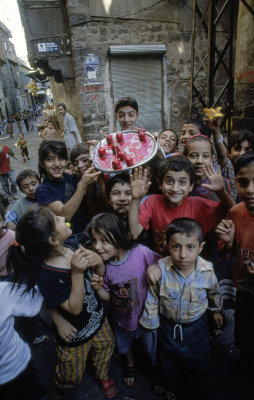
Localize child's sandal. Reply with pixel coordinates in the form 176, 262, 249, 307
100, 377, 117, 399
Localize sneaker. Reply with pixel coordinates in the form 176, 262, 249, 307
32, 334, 48, 345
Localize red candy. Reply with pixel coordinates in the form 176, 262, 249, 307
116, 132, 124, 142
117, 150, 126, 160
111, 144, 120, 153
125, 155, 134, 166
98, 147, 106, 157
106, 134, 114, 144
138, 132, 146, 141
112, 159, 122, 170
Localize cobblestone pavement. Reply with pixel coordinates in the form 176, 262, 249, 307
1, 129, 254, 399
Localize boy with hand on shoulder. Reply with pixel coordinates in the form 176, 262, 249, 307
6, 169, 40, 230
140, 218, 223, 400
129, 156, 234, 255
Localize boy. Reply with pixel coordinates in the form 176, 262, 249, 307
114, 97, 139, 131
216, 152, 254, 373
140, 218, 223, 399
180, 118, 208, 148
0, 144, 24, 200
106, 173, 132, 220
16, 133, 30, 162
36, 140, 100, 248
128, 156, 234, 255
6, 169, 40, 230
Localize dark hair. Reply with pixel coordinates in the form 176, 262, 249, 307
83, 212, 134, 251
183, 135, 213, 157
38, 140, 68, 178
57, 103, 67, 110
234, 152, 254, 176
0, 193, 10, 208
182, 119, 210, 138
6, 206, 56, 293
158, 129, 178, 147
157, 156, 195, 185
106, 173, 130, 197
16, 169, 40, 189
228, 130, 254, 152
0, 203, 5, 219
70, 143, 90, 164
114, 97, 138, 114
166, 217, 204, 244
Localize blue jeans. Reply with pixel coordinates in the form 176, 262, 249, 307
0, 170, 18, 197
158, 313, 210, 396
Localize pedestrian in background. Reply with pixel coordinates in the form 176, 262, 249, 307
57, 103, 82, 150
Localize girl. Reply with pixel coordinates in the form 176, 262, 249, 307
7, 206, 116, 399
158, 129, 178, 158
89, 213, 161, 389
183, 134, 230, 201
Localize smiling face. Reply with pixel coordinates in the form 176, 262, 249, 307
42, 152, 67, 180
180, 124, 201, 147
228, 140, 253, 165
168, 233, 204, 274
108, 182, 132, 216
235, 161, 254, 215
92, 228, 118, 261
72, 153, 90, 176
115, 106, 138, 131
20, 176, 40, 201
185, 140, 213, 182
159, 130, 178, 154
159, 170, 193, 207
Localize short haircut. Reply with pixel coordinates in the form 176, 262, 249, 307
166, 217, 204, 244
114, 97, 138, 114
16, 169, 40, 189
38, 140, 68, 178
183, 135, 213, 156
57, 103, 67, 110
234, 151, 254, 176
106, 173, 130, 197
159, 129, 178, 147
0, 193, 10, 208
182, 118, 210, 138
228, 130, 254, 152
70, 143, 90, 164
157, 156, 195, 185
0, 203, 5, 219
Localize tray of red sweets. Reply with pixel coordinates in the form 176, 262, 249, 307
92, 129, 158, 173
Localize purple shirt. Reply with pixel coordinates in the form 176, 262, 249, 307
103, 244, 161, 331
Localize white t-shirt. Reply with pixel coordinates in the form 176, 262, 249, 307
0, 281, 43, 384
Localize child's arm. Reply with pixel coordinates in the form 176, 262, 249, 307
10, 153, 24, 164
79, 246, 105, 277
202, 164, 234, 210
128, 167, 151, 239
91, 273, 110, 301
205, 116, 228, 167
215, 219, 235, 250
48, 166, 101, 222
146, 263, 162, 286
49, 309, 77, 343
60, 248, 89, 315
207, 271, 224, 334
139, 283, 160, 329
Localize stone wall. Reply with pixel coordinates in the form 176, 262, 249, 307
65, 0, 233, 140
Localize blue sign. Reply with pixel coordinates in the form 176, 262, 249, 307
85, 54, 99, 83
37, 42, 59, 53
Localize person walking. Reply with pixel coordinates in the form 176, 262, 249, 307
57, 103, 82, 149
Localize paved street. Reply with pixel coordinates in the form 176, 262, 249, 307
1, 128, 254, 399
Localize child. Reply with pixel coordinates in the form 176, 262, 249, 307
36, 140, 100, 249
0, 274, 45, 399
180, 118, 209, 149
6, 120, 13, 138
215, 152, 254, 373
89, 213, 161, 388
16, 133, 30, 162
128, 156, 234, 255
114, 97, 139, 131
183, 135, 230, 201
140, 217, 223, 400
0, 204, 15, 278
106, 173, 132, 220
158, 129, 178, 158
0, 144, 24, 200
6, 169, 40, 230
43, 121, 61, 141
7, 206, 116, 399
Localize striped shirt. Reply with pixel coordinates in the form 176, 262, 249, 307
140, 255, 222, 329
